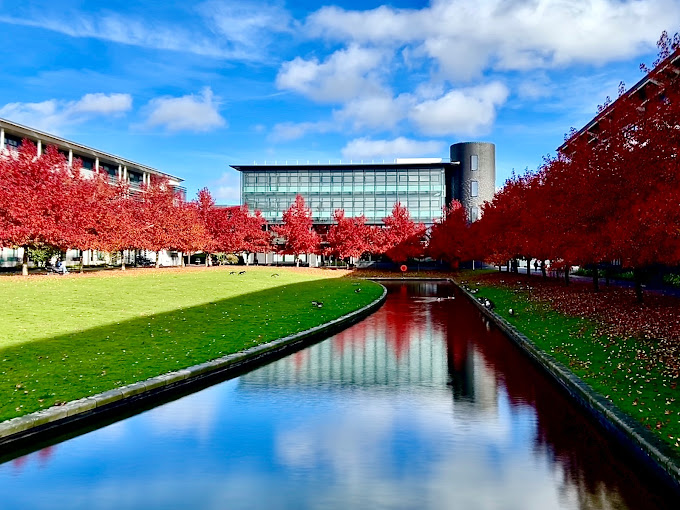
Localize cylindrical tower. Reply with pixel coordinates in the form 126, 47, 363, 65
450, 142, 495, 222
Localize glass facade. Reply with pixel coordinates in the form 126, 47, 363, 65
240, 165, 446, 225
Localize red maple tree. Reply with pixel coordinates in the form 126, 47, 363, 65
273, 195, 320, 266
326, 210, 371, 262
138, 177, 184, 268
0, 141, 72, 275
427, 200, 469, 268
380, 203, 426, 263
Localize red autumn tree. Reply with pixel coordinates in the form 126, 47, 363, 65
273, 195, 320, 266
174, 200, 211, 267
427, 200, 468, 268
327, 210, 371, 262
96, 182, 141, 270
210, 205, 270, 264
194, 188, 218, 265
239, 207, 270, 264
65, 165, 121, 272
380, 203, 426, 263
138, 178, 184, 268
0, 141, 72, 275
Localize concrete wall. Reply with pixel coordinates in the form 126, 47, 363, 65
450, 142, 495, 221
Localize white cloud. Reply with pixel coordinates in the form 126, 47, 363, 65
69, 93, 133, 115
334, 94, 410, 130
211, 170, 241, 204
276, 45, 387, 103
0, 1, 293, 62
305, 0, 680, 81
409, 82, 509, 136
0, 92, 132, 133
0, 13, 229, 59
270, 82, 509, 140
269, 121, 333, 142
341, 137, 444, 160
144, 88, 226, 132
199, 1, 292, 55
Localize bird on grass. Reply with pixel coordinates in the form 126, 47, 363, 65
239, 271, 246, 275
229, 271, 236, 275
509, 308, 515, 316
483, 299, 494, 310
271, 273, 279, 277
311, 301, 324, 308
354, 288, 362, 293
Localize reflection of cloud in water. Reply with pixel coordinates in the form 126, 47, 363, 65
146, 382, 236, 441
273, 391, 571, 510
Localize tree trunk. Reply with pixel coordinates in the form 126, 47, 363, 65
541, 260, 547, 279
79, 252, 84, 273
634, 267, 644, 303
121, 250, 126, 271
181, 252, 187, 267
296, 255, 301, 267
593, 266, 599, 292
22, 246, 29, 276
526, 258, 531, 277
245, 252, 250, 266
205, 253, 209, 267
498, 265, 502, 272
155, 251, 160, 269
564, 263, 570, 285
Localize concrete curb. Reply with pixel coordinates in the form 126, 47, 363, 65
0, 284, 387, 448
456, 281, 680, 489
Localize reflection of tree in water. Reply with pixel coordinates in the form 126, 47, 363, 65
9, 446, 55, 473
438, 284, 679, 510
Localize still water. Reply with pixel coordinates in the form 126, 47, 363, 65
0, 281, 676, 509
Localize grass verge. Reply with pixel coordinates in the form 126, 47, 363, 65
0, 267, 383, 422
460, 276, 680, 456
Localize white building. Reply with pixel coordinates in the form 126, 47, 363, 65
0, 117, 185, 270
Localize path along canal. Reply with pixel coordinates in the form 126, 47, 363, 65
0, 281, 677, 509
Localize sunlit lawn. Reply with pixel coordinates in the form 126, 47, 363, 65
0, 266, 383, 421
462, 273, 680, 457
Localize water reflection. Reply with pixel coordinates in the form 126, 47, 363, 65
0, 282, 675, 509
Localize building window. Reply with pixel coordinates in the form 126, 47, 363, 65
470, 181, 478, 197
471, 155, 478, 171
5, 134, 21, 150
470, 207, 479, 222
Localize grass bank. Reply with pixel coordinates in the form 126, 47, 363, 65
0, 267, 383, 422
460, 272, 680, 455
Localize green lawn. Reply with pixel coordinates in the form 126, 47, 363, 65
470, 283, 680, 456
0, 267, 383, 422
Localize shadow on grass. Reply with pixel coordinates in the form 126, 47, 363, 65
0, 278, 382, 423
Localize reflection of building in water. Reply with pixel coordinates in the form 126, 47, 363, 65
239, 296, 500, 419
240, 316, 450, 388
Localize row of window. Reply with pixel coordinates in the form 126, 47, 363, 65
243, 169, 443, 186
245, 197, 444, 211
2, 132, 145, 183
243, 184, 444, 194
255, 208, 444, 221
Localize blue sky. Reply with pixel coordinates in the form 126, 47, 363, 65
0, 0, 678, 203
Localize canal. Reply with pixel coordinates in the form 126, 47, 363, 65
0, 281, 676, 509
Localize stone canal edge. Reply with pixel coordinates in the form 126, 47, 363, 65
456, 281, 680, 489
0, 284, 387, 448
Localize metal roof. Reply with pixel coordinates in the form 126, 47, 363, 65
1, 117, 183, 182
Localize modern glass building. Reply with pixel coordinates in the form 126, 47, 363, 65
232, 142, 495, 226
